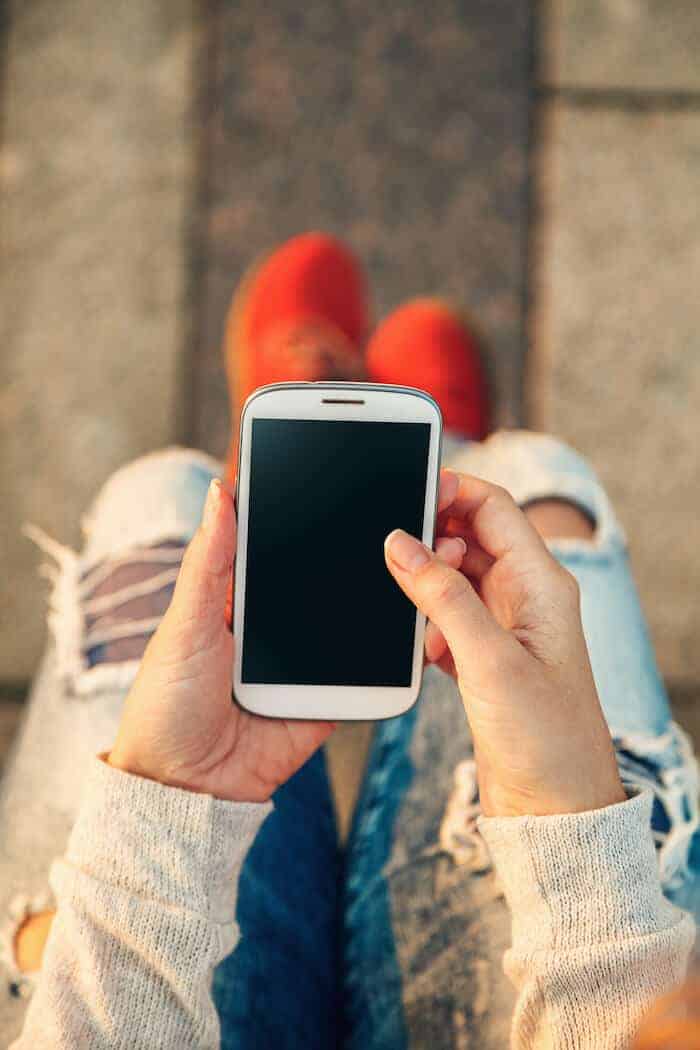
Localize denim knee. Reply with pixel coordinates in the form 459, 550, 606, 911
443, 428, 627, 558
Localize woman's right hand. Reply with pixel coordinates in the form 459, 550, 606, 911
385, 469, 626, 819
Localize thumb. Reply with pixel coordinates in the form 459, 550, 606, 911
384, 528, 501, 669
165, 478, 236, 648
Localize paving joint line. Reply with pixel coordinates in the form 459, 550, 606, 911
539, 84, 700, 112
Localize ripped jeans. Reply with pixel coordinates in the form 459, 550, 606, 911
214, 430, 700, 1049
1, 433, 698, 1050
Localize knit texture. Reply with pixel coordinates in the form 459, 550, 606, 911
479, 789, 695, 1049
10, 763, 693, 1049
10, 755, 272, 1049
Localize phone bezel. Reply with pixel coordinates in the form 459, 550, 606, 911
232, 381, 443, 720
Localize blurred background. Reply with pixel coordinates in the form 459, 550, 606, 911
1, 1, 699, 825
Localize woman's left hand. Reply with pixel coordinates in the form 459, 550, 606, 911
108, 478, 335, 802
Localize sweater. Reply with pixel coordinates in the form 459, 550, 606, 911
11, 755, 694, 1049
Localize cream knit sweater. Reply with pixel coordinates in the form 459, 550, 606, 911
10, 755, 694, 1050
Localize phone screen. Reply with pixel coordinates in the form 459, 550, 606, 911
241, 418, 432, 687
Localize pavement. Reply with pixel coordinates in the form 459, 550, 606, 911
0, 0, 194, 681
1, 0, 699, 837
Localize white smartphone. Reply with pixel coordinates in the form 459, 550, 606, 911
232, 381, 443, 721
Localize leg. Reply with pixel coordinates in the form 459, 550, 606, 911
342, 429, 700, 1050
0, 448, 342, 1050
212, 750, 341, 1050
341, 305, 509, 1050
0, 448, 218, 1041
5, 231, 368, 1044
342, 669, 514, 1050
214, 232, 376, 1046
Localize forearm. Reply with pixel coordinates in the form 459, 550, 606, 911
11, 755, 271, 1050
479, 790, 695, 1050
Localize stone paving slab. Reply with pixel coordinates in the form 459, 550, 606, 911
547, 0, 700, 91
0, 0, 195, 681
533, 104, 700, 685
191, 0, 533, 458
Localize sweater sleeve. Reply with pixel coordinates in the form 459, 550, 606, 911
10, 753, 272, 1050
478, 789, 695, 1050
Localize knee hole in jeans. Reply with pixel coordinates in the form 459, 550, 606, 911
522, 497, 596, 543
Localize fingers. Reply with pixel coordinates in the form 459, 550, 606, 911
434, 535, 467, 569
385, 528, 502, 669
425, 534, 476, 671
438, 468, 460, 512
168, 479, 237, 642
436, 519, 495, 578
440, 470, 549, 564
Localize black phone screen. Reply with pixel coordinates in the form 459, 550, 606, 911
241, 418, 432, 687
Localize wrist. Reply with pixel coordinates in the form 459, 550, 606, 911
478, 768, 627, 819
474, 715, 627, 818
106, 743, 275, 803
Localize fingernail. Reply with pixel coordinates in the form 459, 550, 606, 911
385, 529, 431, 572
203, 478, 221, 532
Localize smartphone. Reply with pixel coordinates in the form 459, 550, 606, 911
232, 381, 443, 720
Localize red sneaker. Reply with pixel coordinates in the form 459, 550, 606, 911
224, 232, 369, 480
365, 298, 490, 439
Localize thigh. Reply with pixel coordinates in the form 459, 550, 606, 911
213, 746, 342, 1050
341, 668, 514, 1050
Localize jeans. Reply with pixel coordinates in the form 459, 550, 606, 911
2, 436, 696, 1047
211, 430, 700, 1049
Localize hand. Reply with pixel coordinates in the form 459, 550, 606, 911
108, 479, 335, 802
385, 469, 626, 818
